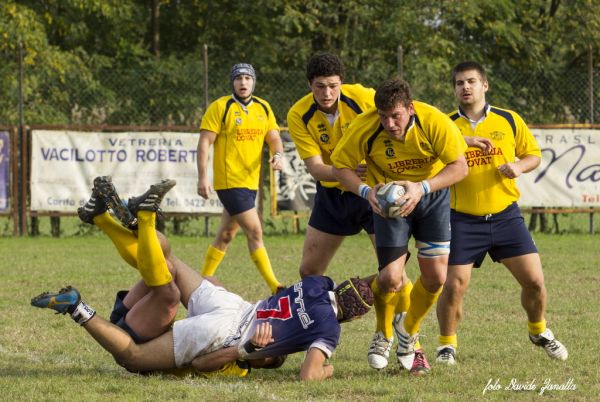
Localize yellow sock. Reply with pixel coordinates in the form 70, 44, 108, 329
136, 211, 172, 286
250, 246, 281, 293
371, 278, 397, 339
439, 334, 458, 349
528, 319, 546, 336
394, 280, 413, 314
94, 212, 138, 269
404, 276, 442, 335
201, 245, 225, 276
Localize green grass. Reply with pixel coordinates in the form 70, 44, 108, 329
1, 233, 598, 401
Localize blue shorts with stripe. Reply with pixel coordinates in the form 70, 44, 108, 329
449, 203, 538, 267
216, 188, 257, 216
109, 290, 146, 344
308, 182, 374, 236
374, 188, 451, 248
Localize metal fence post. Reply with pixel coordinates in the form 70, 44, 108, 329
397, 45, 404, 79
17, 40, 26, 236
589, 44, 594, 124
203, 43, 210, 237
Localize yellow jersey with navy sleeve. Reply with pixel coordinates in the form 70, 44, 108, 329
287, 84, 375, 189
448, 104, 541, 215
200, 95, 279, 190
332, 101, 467, 186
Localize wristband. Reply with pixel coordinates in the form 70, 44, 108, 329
71, 301, 96, 326
358, 184, 372, 199
273, 152, 283, 159
238, 340, 263, 360
421, 180, 431, 195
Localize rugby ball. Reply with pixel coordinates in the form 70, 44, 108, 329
376, 183, 406, 218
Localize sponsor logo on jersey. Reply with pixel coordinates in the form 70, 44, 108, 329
293, 282, 315, 329
490, 131, 505, 141
465, 146, 504, 167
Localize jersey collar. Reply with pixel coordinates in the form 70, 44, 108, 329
458, 103, 490, 124
232, 93, 254, 111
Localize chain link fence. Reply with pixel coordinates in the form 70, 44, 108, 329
1, 49, 598, 127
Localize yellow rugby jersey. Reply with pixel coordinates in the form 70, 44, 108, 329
200, 95, 279, 190
332, 101, 467, 186
287, 84, 375, 189
448, 104, 541, 215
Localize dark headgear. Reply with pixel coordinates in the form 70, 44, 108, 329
230, 63, 256, 82
334, 277, 374, 323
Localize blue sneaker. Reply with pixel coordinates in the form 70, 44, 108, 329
31, 286, 81, 315
94, 176, 138, 229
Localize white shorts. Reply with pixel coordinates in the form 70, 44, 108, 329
172, 280, 252, 367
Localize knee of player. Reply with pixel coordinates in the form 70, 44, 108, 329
244, 225, 263, 242
158, 281, 181, 307
443, 277, 469, 297
218, 230, 237, 244
378, 271, 403, 292
522, 277, 546, 294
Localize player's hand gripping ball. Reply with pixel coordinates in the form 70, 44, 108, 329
376, 182, 406, 218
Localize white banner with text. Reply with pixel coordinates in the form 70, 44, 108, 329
29, 128, 600, 213
518, 129, 600, 207
30, 130, 223, 213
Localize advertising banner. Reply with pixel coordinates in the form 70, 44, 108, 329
518, 129, 600, 207
30, 130, 222, 213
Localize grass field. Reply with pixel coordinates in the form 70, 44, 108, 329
1, 232, 598, 401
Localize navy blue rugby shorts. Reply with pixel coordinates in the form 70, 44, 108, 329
374, 188, 451, 248
109, 290, 146, 344
216, 188, 257, 216
308, 182, 374, 236
449, 202, 538, 267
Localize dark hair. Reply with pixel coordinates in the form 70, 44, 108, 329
451, 61, 487, 86
252, 355, 288, 370
374, 77, 412, 111
306, 52, 345, 83
334, 277, 374, 323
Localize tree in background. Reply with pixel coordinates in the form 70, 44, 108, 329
0, 0, 598, 126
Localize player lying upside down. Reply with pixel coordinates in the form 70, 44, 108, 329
31, 177, 375, 381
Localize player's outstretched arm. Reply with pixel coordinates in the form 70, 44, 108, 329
197, 130, 217, 199
192, 322, 274, 372
299, 348, 333, 381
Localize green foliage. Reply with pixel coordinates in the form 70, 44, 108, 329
0, 0, 599, 126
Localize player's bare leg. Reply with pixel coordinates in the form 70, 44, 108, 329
436, 263, 473, 364
503, 253, 546, 322
298, 226, 345, 277
234, 207, 283, 293
84, 314, 177, 371
200, 210, 240, 276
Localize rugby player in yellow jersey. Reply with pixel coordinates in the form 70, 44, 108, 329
435, 61, 568, 365
287, 52, 411, 371
332, 77, 468, 375
197, 63, 285, 294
